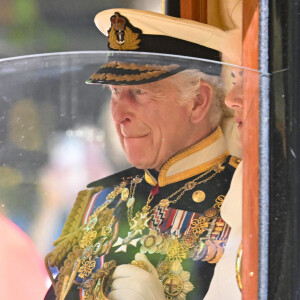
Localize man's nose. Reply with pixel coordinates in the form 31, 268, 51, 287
111, 89, 135, 124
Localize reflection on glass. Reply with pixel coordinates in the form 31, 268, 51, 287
0, 52, 258, 300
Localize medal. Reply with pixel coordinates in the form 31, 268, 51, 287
156, 260, 171, 276
161, 261, 194, 299
181, 234, 197, 249
204, 207, 218, 218
121, 188, 129, 201
163, 273, 184, 297
127, 197, 135, 208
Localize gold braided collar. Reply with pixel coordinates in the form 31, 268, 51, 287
145, 127, 229, 187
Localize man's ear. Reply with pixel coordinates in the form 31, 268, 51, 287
189, 81, 212, 123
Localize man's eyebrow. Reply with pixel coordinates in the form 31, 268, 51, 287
140, 83, 164, 92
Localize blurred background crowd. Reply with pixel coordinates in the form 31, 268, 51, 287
0, 2, 162, 298
0, 0, 161, 252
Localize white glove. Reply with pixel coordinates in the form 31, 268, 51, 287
108, 253, 166, 300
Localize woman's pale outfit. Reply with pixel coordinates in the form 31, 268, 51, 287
204, 162, 243, 300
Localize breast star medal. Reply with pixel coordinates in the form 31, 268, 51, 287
161, 261, 194, 300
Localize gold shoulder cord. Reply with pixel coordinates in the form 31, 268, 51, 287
48, 176, 139, 300
44, 186, 103, 293
55, 207, 114, 300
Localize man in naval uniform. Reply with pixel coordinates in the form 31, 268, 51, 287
45, 9, 240, 300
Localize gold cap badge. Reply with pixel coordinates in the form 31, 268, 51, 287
108, 12, 142, 51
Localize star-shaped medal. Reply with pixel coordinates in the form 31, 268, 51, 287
129, 212, 151, 234
112, 212, 151, 253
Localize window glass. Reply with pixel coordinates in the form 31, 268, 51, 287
0, 51, 261, 298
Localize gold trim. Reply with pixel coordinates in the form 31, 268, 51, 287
89, 63, 180, 83
160, 152, 229, 186
159, 127, 222, 186
89, 73, 106, 81
236, 242, 243, 291
90, 70, 167, 83
106, 70, 168, 82
100, 61, 117, 69
161, 127, 222, 172
229, 156, 242, 168
115, 62, 179, 72
144, 127, 225, 186
100, 61, 179, 72
54, 187, 103, 242
144, 169, 157, 186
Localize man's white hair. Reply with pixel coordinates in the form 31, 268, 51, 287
166, 69, 227, 129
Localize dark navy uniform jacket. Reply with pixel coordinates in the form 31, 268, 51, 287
45, 128, 240, 300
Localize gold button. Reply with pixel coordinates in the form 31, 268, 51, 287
192, 190, 206, 203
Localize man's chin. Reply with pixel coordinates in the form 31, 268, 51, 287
123, 140, 156, 169
125, 154, 156, 170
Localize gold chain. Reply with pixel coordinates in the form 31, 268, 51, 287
165, 168, 219, 205
142, 193, 155, 213
143, 168, 213, 212
127, 176, 143, 223
144, 162, 225, 210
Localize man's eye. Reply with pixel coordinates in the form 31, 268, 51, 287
135, 89, 144, 95
112, 88, 119, 94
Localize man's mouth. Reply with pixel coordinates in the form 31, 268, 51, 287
123, 134, 148, 139
120, 126, 149, 139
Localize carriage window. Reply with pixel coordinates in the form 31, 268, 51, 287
1, 0, 297, 299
